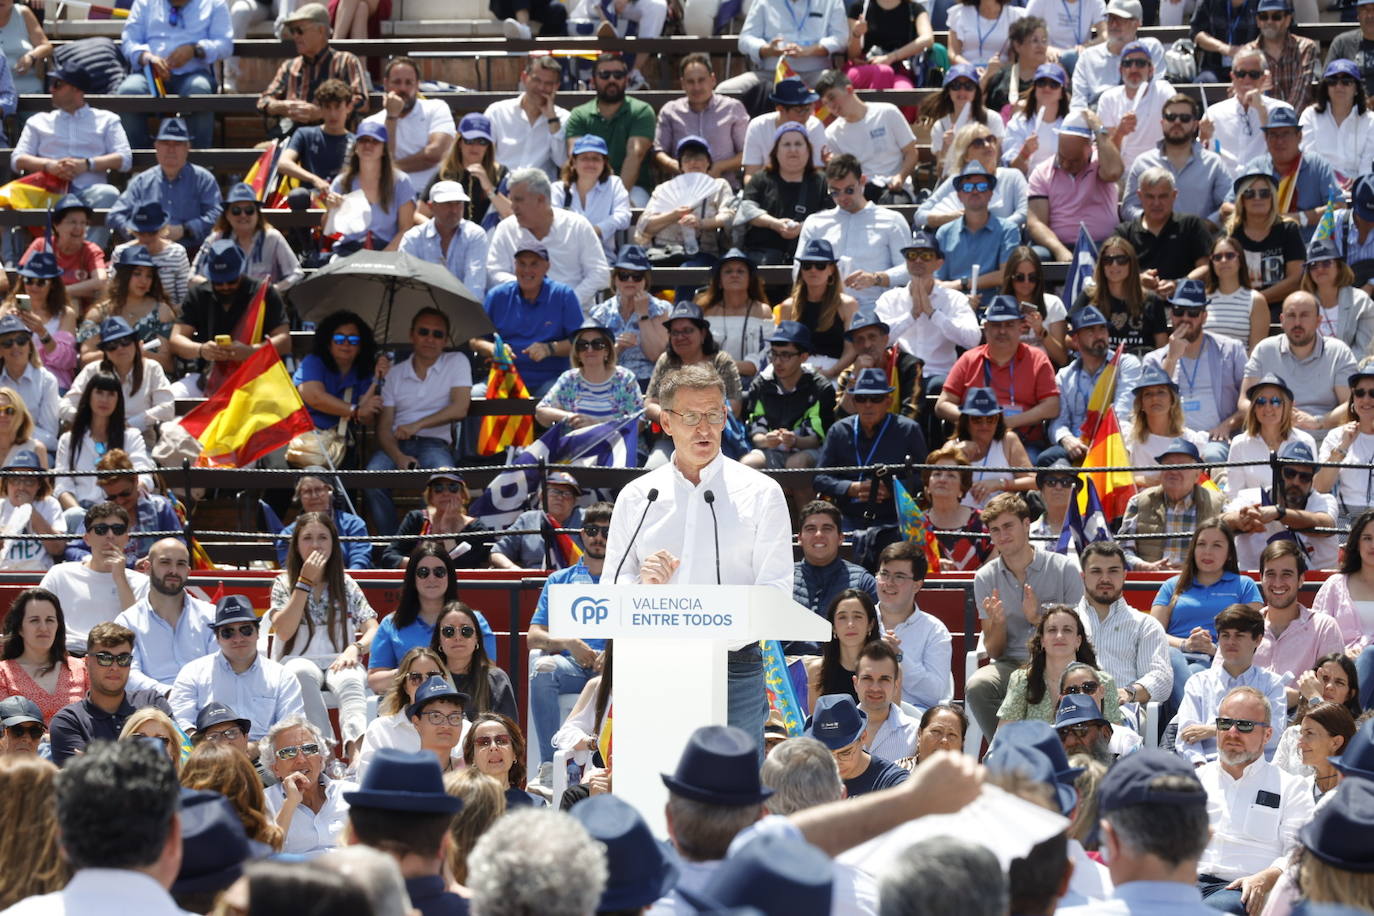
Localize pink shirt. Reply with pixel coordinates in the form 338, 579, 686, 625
1218, 605, 1344, 688
1312, 574, 1374, 655
1027, 152, 1119, 245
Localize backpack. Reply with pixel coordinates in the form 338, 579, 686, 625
1164, 38, 1198, 84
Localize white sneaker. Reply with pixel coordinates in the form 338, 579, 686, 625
627, 68, 649, 90
503, 17, 532, 38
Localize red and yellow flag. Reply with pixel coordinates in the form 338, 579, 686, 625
205, 280, 268, 395
1080, 342, 1125, 442
547, 512, 583, 568
884, 346, 902, 415
476, 336, 534, 456
0, 172, 67, 211
165, 490, 216, 571
1080, 409, 1136, 522
179, 346, 313, 468
244, 143, 280, 201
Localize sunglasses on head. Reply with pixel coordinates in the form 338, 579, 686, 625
228, 205, 257, 217
331, 333, 361, 346
0, 335, 29, 349
1252, 395, 1285, 407
583, 524, 610, 537
1063, 680, 1100, 694
441, 624, 476, 639
615, 271, 645, 282
958, 180, 992, 194
1283, 467, 1314, 483
1212, 250, 1239, 262
575, 338, 609, 351
1163, 111, 1196, 123
216, 623, 257, 639
275, 743, 321, 760
1215, 716, 1262, 733
1233, 68, 1265, 80
406, 669, 445, 684
1171, 306, 1204, 318
94, 651, 133, 667
414, 564, 448, 579
414, 326, 446, 339
89, 523, 128, 536
1242, 187, 1273, 200
100, 337, 135, 352
5, 724, 42, 739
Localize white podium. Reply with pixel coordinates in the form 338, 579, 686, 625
549, 584, 829, 836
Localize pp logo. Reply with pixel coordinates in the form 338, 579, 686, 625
570, 596, 610, 626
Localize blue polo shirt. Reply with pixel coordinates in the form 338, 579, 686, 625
934, 213, 1022, 284
481, 278, 584, 389
368, 610, 498, 670
531, 559, 607, 652
1151, 570, 1262, 639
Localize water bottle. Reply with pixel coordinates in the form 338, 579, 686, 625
682, 226, 699, 256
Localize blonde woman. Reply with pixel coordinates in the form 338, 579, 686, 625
0, 387, 49, 468
534, 322, 643, 428
443, 768, 506, 889
913, 122, 1029, 229
119, 706, 182, 774
1228, 171, 1304, 307
0, 756, 68, 908
1125, 365, 1209, 488
1226, 374, 1316, 497
1303, 237, 1374, 357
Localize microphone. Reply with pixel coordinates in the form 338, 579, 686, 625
611, 487, 659, 583
704, 489, 721, 585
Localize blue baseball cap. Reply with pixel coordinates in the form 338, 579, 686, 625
1168, 278, 1208, 309
131, 200, 168, 233
1326, 59, 1362, 81
356, 120, 388, 143
405, 675, 469, 720
224, 182, 258, 205
1155, 436, 1201, 462
155, 117, 191, 143
1120, 41, 1152, 62
845, 311, 890, 340
1, 450, 41, 472
982, 295, 1023, 324
1033, 62, 1068, 85
458, 113, 493, 143
205, 239, 245, 284
675, 135, 712, 160
613, 244, 651, 273
1068, 305, 1108, 333
1097, 749, 1206, 812
943, 63, 978, 86
961, 387, 1002, 417
1353, 174, 1374, 221
769, 320, 813, 353
772, 121, 809, 146
1262, 106, 1301, 131
900, 229, 941, 257
1278, 439, 1317, 467
1256, 0, 1291, 12
0, 315, 28, 338
1054, 694, 1108, 729
984, 742, 1078, 815
1133, 364, 1178, 395
572, 134, 610, 157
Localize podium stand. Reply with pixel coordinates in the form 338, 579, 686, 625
549, 584, 829, 837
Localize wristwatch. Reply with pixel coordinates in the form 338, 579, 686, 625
193, 44, 205, 59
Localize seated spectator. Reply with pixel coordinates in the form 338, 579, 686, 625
115, 0, 231, 149
108, 118, 222, 252
1300, 61, 1374, 187
936, 296, 1061, 462
741, 323, 835, 493
1097, 41, 1176, 172
367, 543, 497, 694
179, 740, 284, 853
325, 122, 416, 255
1114, 170, 1216, 303
1201, 51, 1289, 178
62, 318, 173, 436
0, 697, 47, 756
817, 69, 918, 201
401, 678, 470, 780
398, 181, 489, 298
587, 246, 670, 390
0, 451, 64, 571
1230, 109, 1344, 246
874, 231, 979, 388
356, 649, 462, 779
873, 541, 951, 712
1070, 0, 1163, 109
741, 79, 830, 181
1244, 291, 1357, 437
1027, 110, 1123, 259
275, 79, 356, 210
168, 241, 291, 398
490, 472, 584, 571
113, 538, 215, 693
79, 247, 177, 374
4, 253, 77, 392
462, 712, 541, 808
475, 241, 583, 400
0, 587, 87, 725
775, 246, 858, 383
0, 381, 51, 470
363, 308, 471, 536
1317, 365, 1374, 527
833, 311, 921, 421
918, 444, 991, 572
806, 693, 909, 795
493, 0, 569, 38
643, 303, 744, 466
1122, 98, 1231, 228
1273, 653, 1360, 775
723, 0, 848, 113
795, 153, 911, 311
922, 65, 1005, 179
378, 472, 493, 571
38, 502, 149, 651
19, 194, 105, 317
1229, 171, 1304, 315
1044, 306, 1142, 467
54, 373, 152, 522
1252, 543, 1344, 703
253, 6, 366, 126
110, 203, 191, 307
1074, 540, 1172, 717
268, 512, 378, 757
426, 115, 511, 230
1002, 63, 1069, 177
804, 589, 879, 709
917, 124, 1030, 231
1070, 238, 1166, 356
485, 168, 611, 308
1240, 0, 1318, 111
635, 137, 735, 267
695, 251, 773, 383
49, 621, 173, 766
998, 603, 1120, 728
485, 55, 570, 180
1203, 235, 1269, 353
191, 184, 303, 292
63, 450, 180, 566
359, 57, 455, 193
1121, 441, 1229, 572
981, 16, 1054, 116
952, 387, 1036, 511
794, 502, 878, 625
564, 54, 657, 206
262, 716, 354, 855
118, 706, 181, 772
1222, 441, 1338, 571
1226, 373, 1315, 497
843, 0, 933, 108
1313, 510, 1374, 705
10, 62, 128, 250
654, 53, 748, 190
1304, 237, 1374, 358
1124, 367, 1209, 488
1029, 461, 1078, 561
932, 162, 1021, 295
291, 312, 386, 470
1002, 247, 1069, 367
535, 320, 643, 427
553, 136, 631, 263
1294, 702, 1358, 799
855, 640, 920, 761
738, 124, 832, 267
169, 595, 307, 741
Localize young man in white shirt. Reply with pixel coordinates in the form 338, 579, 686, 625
874, 540, 952, 713
360, 56, 456, 192
484, 54, 570, 179
855, 641, 921, 762
39, 501, 149, 652
816, 69, 919, 200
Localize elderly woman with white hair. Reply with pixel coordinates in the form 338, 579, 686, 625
261, 716, 357, 856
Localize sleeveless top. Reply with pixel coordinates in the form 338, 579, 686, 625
962, 437, 1011, 510
1204, 287, 1256, 347
797, 297, 847, 360
820, 659, 859, 704
0, 11, 40, 95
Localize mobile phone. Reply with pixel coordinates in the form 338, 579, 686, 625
14, 295, 30, 313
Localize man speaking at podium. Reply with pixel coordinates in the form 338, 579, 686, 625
603, 363, 795, 749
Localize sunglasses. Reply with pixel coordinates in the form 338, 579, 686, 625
441, 624, 477, 639
800, 261, 832, 272
947, 80, 977, 92
275, 743, 321, 760
0, 407, 15, 418
23, 278, 50, 286
1171, 307, 1204, 318
331, 333, 362, 346
430, 482, 464, 493
828, 185, 860, 197
204, 725, 243, 742
583, 524, 610, 537
216, 623, 258, 639
1212, 250, 1239, 262
1233, 69, 1265, 80
1120, 57, 1151, 68
852, 394, 888, 404
1355, 388, 1374, 399
94, 651, 133, 667
1257, 10, 1287, 18
137, 733, 171, 747
1163, 111, 1196, 123
1310, 259, 1337, 270
474, 734, 512, 748
5, 724, 42, 739
615, 271, 645, 282
1032, 78, 1061, 89
1242, 187, 1273, 200
0, 335, 29, 349
1042, 476, 1076, 489
1252, 395, 1285, 407
463, 136, 493, 146
414, 326, 447, 339
406, 670, 446, 684
575, 338, 609, 351
958, 180, 992, 194
420, 710, 465, 726
228, 205, 257, 217
1215, 717, 1262, 733
1057, 724, 1097, 739
596, 69, 628, 80
100, 337, 135, 352
89, 523, 128, 536
905, 250, 939, 262
1101, 254, 1131, 266
414, 565, 448, 579
1011, 272, 1037, 283
1283, 467, 1314, 483
1328, 75, 1359, 86
1062, 680, 1100, 694
967, 136, 993, 148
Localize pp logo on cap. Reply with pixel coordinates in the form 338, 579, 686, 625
571, 596, 610, 625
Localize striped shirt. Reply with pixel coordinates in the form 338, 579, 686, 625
1073, 597, 1173, 705
256, 46, 369, 125
111, 239, 190, 307
1204, 287, 1257, 346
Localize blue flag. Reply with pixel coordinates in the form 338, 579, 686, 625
1065, 223, 1098, 307
1054, 476, 1113, 557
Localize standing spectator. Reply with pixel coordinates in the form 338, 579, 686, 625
875, 229, 981, 388
107, 118, 222, 253
588, 246, 670, 390
564, 53, 657, 206
360, 56, 457, 194
722, 0, 849, 112
115, 0, 232, 150
1070, 0, 1164, 110
741, 79, 830, 180
557, 135, 632, 262
1243, 291, 1357, 437
398, 181, 489, 298
1097, 42, 1176, 173
817, 69, 919, 201
1228, 108, 1344, 245
1238, 0, 1319, 113
654, 53, 748, 190
485, 55, 570, 180
1190, 0, 1259, 82
254, 4, 367, 127
1027, 110, 1124, 259
1299, 60, 1374, 187
1200, 51, 1289, 176
1121, 96, 1232, 225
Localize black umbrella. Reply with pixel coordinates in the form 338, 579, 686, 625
288, 249, 493, 345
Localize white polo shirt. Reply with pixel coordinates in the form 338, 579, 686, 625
381, 351, 473, 445
362, 98, 457, 193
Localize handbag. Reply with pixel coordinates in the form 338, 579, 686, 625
286, 387, 352, 468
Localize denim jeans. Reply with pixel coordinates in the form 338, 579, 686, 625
727, 650, 768, 764
363, 436, 456, 536
1198, 875, 1246, 914
116, 68, 216, 149
531, 653, 596, 764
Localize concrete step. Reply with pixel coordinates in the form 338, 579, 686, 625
46, 16, 502, 39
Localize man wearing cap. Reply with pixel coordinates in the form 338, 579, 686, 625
276, 78, 356, 208
741, 79, 830, 179
1054, 693, 1118, 764
929, 165, 1022, 295
1144, 280, 1247, 458
1239, 0, 1319, 112
1222, 442, 1338, 571
1199, 51, 1290, 175
1071, 0, 1165, 111
721, 0, 848, 117
490, 473, 585, 571
936, 295, 1062, 461
742, 323, 835, 489
1327, 3, 1374, 97
835, 312, 922, 422
344, 748, 466, 916
0, 696, 44, 755
1223, 108, 1344, 243
359, 56, 456, 193
1028, 109, 1125, 260
39, 502, 150, 652
113, 537, 216, 694
655, 53, 748, 189
110, 203, 192, 306
49, 621, 174, 766
589, 245, 671, 389
565, 52, 657, 205
809, 694, 909, 798
190, 702, 254, 754
485, 168, 611, 309
1118, 438, 1227, 570
1242, 291, 1357, 433
795, 153, 911, 310
108, 117, 222, 250
1097, 42, 1177, 172
816, 69, 919, 201
1043, 306, 1142, 467
255, 4, 367, 128
484, 55, 571, 179
115, 0, 231, 149
1121, 98, 1232, 229
398, 181, 488, 297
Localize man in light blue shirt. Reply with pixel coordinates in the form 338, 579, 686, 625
1043, 305, 1143, 467
107, 118, 222, 251
116, 0, 232, 149
721, 0, 848, 111
114, 538, 215, 693
934, 162, 1022, 295
397, 180, 489, 298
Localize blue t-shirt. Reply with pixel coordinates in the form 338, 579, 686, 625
532, 560, 607, 652
329, 172, 415, 246
287, 127, 352, 184
843, 754, 910, 797
481, 279, 584, 389
934, 214, 1022, 284
292, 353, 368, 429
1151, 571, 1262, 638
368, 610, 498, 669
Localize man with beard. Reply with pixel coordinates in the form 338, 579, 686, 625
565, 53, 656, 206
359, 56, 455, 192
64, 450, 184, 566
1070, 0, 1164, 110
1244, 542, 1342, 710
1243, 292, 1357, 434
1221, 441, 1338, 572
833, 313, 920, 422
1144, 280, 1247, 461
1238, 0, 1319, 112
1044, 306, 1142, 466
1121, 96, 1231, 227
115, 538, 216, 694
1054, 694, 1115, 765
1194, 686, 1312, 913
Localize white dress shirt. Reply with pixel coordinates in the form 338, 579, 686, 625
1, 868, 184, 916
1, 362, 60, 452
11, 106, 132, 190
114, 593, 217, 692
1074, 597, 1173, 705
397, 218, 489, 298
1170, 663, 1287, 764
486, 208, 612, 308
795, 203, 910, 309
1196, 756, 1313, 881
360, 99, 456, 192
876, 283, 981, 378
1203, 97, 1292, 177
1299, 104, 1374, 183
169, 651, 306, 740
264, 777, 356, 856
866, 702, 920, 761
485, 95, 571, 178
881, 603, 952, 711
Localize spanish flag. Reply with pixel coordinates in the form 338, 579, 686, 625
244, 143, 281, 201
1080, 408, 1136, 523
0, 172, 67, 210
546, 513, 583, 568
178, 346, 313, 468
476, 335, 534, 456
205, 280, 268, 395
1080, 342, 1125, 442
884, 345, 902, 415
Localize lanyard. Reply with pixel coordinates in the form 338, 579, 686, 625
975, 6, 1002, 61
855, 414, 892, 474
1225, 0, 1247, 47
1179, 353, 1201, 393
1060, 0, 1083, 45
983, 353, 1016, 407
785, 0, 812, 35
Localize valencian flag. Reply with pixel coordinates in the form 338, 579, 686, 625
1314, 190, 1339, 243
205, 280, 269, 395
476, 334, 534, 456
178, 346, 313, 467
1080, 408, 1135, 522
762, 640, 806, 736
893, 478, 940, 572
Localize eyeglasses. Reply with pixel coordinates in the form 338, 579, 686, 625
575, 338, 609, 351
93, 651, 133, 667
583, 524, 610, 537
0, 335, 29, 349
828, 185, 860, 197
204, 725, 243, 742
414, 565, 448, 579
957, 180, 992, 194
331, 334, 362, 346
430, 482, 464, 493
616, 271, 645, 282
420, 710, 465, 726
769, 348, 801, 360
228, 205, 257, 217
414, 327, 447, 339
1042, 476, 1076, 489
852, 394, 888, 404
89, 523, 128, 536
406, 670, 446, 684
1328, 75, 1359, 87
800, 262, 832, 272
1101, 254, 1131, 266
1062, 681, 1100, 694
1057, 724, 1097, 739
596, 69, 628, 80
216, 623, 258, 639
1171, 307, 1204, 318
1120, 57, 1151, 68
275, 743, 322, 760
1011, 272, 1037, 283
5, 724, 42, 739
1252, 396, 1285, 407
905, 250, 939, 262
1163, 111, 1196, 123
875, 570, 915, 583
441, 624, 476, 639
947, 80, 977, 92
1242, 187, 1273, 200
1215, 717, 1262, 733
664, 408, 726, 427
474, 734, 513, 748
1233, 69, 1265, 80
286, 24, 305, 35
1355, 388, 1374, 399
100, 337, 135, 352
1283, 467, 1314, 483
1212, 250, 1239, 262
